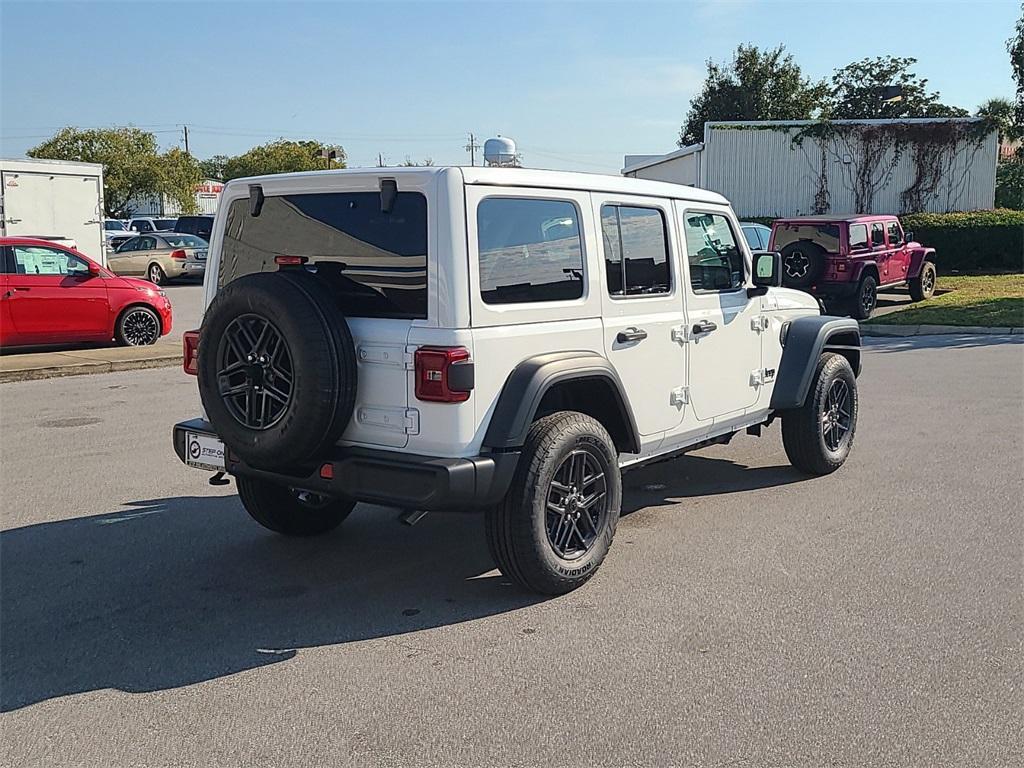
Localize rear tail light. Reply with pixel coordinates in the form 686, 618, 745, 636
170, 249, 187, 261
183, 330, 200, 375
275, 255, 308, 266
414, 346, 472, 403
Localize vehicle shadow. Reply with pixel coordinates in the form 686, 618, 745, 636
621, 452, 806, 515
0, 496, 540, 712
2, 452, 808, 712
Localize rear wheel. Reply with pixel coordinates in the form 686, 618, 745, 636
147, 263, 166, 285
781, 353, 858, 475
848, 274, 877, 320
909, 261, 936, 302
115, 305, 161, 346
236, 475, 354, 536
486, 412, 621, 595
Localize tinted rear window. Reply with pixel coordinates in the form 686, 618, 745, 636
771, 223, 841, 254
219, 192, 427, 319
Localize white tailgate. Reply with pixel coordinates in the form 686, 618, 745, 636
344, 317, 413, 448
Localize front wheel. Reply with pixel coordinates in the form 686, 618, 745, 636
485, 412, 622, 595
116, 305, 161, 346
909, 261, 936, 302
781, 353, 858, 475
236, 475, 355, 536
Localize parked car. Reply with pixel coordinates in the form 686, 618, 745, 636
108, 233, 208, 285
172, 167, 862, 596
128, 217, 178, 234
0, 237, 172, 347
740, 221, 772, 251
768, 215, 937, 319
174, 215, 214, 241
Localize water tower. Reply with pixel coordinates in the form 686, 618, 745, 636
483, 136, 520, 167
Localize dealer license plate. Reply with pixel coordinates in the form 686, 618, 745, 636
185, 431, 225, 471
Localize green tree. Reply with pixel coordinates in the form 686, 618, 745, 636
677, 44, 826, 147
826, 56, 968, 119
199, 154, 231, 180
28, 126, 201, 217
977, 97, 1016, 142
996, 159, 1024, 209
1009, 4, 1024, 133
222, 140, 346, 180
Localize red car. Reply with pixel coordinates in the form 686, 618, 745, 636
769, 215, 937, 320
0, 237, 173, 348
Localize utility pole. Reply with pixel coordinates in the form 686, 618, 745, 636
464, 133, 480, 166
183, 124, 190, 155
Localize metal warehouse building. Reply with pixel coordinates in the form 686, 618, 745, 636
623, 119, 998, 216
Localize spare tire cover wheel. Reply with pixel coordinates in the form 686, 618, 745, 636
197, 272, 357, 468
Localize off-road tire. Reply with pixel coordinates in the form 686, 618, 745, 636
236, 475, 354, 536
848, 274, 877, 320
197, 271, 357, 469
909, 261, 936, 302
485, 412, 622, 595
781, 352, 858, 475
779, 242, 825, 289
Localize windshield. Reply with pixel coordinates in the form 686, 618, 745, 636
771, 223, 841, 254
161, 234, 207, 248
220, 191, 427, 319
154, 219, 177, 230
104, 221, 126, 231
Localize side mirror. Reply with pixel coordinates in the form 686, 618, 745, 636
751, 251, 782, 289
88, 262, 101, 276
904, 230, 914, 243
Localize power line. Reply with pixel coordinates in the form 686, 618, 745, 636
464, 133, 480, 166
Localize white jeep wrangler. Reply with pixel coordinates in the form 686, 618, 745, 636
174, 167, 861, 595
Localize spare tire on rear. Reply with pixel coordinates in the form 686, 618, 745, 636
779, 241, 825, 289
197, 271, 357, 469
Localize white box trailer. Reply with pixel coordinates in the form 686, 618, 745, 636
0, 158, 106, 264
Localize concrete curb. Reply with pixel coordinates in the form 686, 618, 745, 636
0, 342, 182, 384
860, 323, 1023, 337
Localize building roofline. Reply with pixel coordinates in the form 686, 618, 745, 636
621, 143, 703, 174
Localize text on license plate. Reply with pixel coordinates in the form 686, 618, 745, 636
185, 431, 224, 470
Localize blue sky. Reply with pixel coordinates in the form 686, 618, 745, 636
1, 0, 1017, 172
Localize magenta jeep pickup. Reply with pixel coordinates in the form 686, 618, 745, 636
768, 215, 937, 320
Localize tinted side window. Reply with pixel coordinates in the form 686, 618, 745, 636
477, 197, 584, 305
742, 227, 760, 250
887, 221, 904, 245
682, 212, 744, 292
849, 224, 869, 250
871, 222, 885, 246
600, 205, 670, 297
0, 246, 12, 274
220, 192, 427, 319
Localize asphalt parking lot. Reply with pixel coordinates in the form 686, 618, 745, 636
1, 334, 1021, 767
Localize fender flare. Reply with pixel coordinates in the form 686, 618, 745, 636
482, 351, 641, 454
770, 316, 861, 411
908, 246, 936, 278
850, 260, 879, 284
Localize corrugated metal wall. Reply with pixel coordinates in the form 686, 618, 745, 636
701, 125, 998, 217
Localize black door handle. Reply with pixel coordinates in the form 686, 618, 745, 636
692, 320, 717, 335
616, 327, 648, 343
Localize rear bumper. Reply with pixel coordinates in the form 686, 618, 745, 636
172, 418, 518, 512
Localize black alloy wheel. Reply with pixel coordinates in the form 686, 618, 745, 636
119, 307, 160, 346
545, 447, 609, 560
216, 314, 294, 430
820, 378, 853, 452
